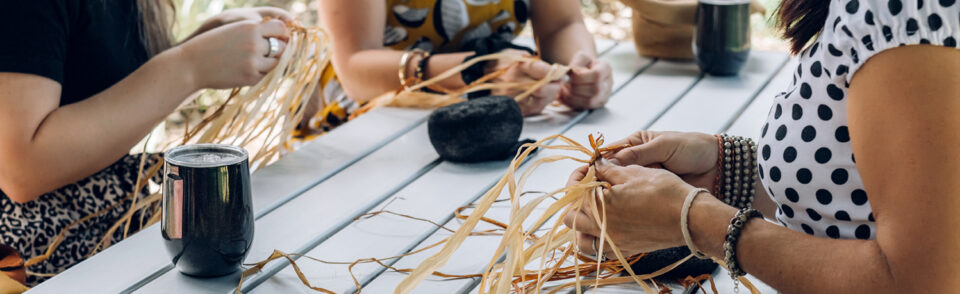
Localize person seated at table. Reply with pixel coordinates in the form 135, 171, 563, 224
296, 0, 614, 138
0, 1, 295, 285
564, 0, 960, 292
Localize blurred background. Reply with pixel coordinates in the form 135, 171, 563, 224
171, 0, 789, 50
155, 0, 789, 151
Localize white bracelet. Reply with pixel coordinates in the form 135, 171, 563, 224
681, 187, 710, 259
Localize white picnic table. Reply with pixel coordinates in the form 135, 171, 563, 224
31, 38, 794, 294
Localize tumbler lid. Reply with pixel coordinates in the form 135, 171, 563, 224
166, 144, 248, 168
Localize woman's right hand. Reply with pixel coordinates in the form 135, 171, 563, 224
487, 49, 564, 116
604, 131, 720, 191
176, 19, 290, 90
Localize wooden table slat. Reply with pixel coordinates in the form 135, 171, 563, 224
648, 51, 789, 134
247, 43, 654, 294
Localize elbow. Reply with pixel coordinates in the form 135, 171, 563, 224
0, 181, 42, 204
330, 53, 394, 103
0, 153, 44, 204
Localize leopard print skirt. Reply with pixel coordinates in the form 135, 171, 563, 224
0, 153, 162, 286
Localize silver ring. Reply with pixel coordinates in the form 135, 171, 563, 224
265, 37, 281, 58
592, 237, 599, 255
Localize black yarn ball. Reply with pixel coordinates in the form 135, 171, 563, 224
628, 246, 718, 281
428, 96, 525, 163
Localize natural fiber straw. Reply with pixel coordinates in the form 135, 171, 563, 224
350, 52, 571, 119
26, 21, 330, 274
234, 134, 760, 294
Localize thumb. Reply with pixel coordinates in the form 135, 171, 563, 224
568, 52, 593, 69
520, 60, 554, 80
595, 161, 629, 185
609, 141, 669, 167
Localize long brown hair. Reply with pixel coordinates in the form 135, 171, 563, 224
775, 0, 830, 54
137, 0, 176, 57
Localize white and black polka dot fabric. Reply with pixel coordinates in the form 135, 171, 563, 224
758, 0, 959, 240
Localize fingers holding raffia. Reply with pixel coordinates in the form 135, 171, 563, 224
258, 19, 290, 40
520, 60, 556, 80
603, 131, 658, 156
256, 7, 295, 22
562, 207, 601, 237
608, 140, 670, 167
566, 165, 590, 188
594, 162, 631, 185
568, 52, 593, 69
569, 67, 602, 85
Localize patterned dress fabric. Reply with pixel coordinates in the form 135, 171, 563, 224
0, 154, 162, 285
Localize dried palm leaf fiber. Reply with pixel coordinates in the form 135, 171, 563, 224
396, 134, 763, 294
358, 51, 567, 163
233, 134, 760, 294
24, 21, 330, 274
349, 52, 571, 119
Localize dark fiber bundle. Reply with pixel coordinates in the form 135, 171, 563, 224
427, 96, 526, 163
629, 246, 718, 281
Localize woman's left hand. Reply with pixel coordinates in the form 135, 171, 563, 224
562, 162, 695, 258
187, 7, 295, 40
560, 51, 613, 110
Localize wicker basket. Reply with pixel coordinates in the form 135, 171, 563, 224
620, 0, 765, 60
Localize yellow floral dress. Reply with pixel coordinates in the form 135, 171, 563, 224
294, 0, 529, 140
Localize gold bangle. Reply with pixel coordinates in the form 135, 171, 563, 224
398, 49, 427, 89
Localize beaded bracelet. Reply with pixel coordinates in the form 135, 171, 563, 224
415, 51, 433, 83
723, 208, 762, 283
717, 134, 758, 209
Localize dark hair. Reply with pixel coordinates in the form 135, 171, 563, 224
775, 0, 830, 54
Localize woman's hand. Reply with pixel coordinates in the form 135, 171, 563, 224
177, 19, 289, 89
488, 49, 564, 116
605, 131, 720, 192
563, 163, 697, 257
187, 7, 294, 41
560, 51, 613, 110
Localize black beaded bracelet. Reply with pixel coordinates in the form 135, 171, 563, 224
723, 208, 762, 281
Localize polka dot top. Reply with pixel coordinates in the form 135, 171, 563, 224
758, 0, 959, 240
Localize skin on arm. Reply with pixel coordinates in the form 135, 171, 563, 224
318, 0, 474, 102
531, 0, 612, 109
530, 0, 597, 64
0, 20, 290, 203
689, 45, 960, 293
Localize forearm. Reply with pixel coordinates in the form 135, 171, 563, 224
536, 21, 597, 65
751, 176, 777, 218
333, 50, 472, 102
1, 48, 196, 201
688, 196, 897, 293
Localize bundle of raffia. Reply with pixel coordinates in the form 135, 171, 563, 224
23, 21, 330, 276
350, 52, 571, 119
228, 44, 761, 294
237, 135, 761, 294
